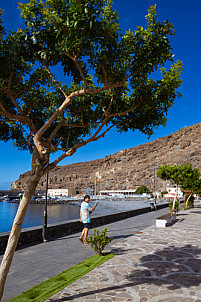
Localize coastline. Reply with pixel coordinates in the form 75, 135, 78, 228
0, 201, 169, 254
8, 196, 154, 204
0, 197, 169, 234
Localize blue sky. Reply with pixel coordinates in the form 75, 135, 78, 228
0, 0, 201, 189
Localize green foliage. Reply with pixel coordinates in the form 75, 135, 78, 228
161, 190, 168, 197
157, 163, 201, 211
169, 199, 180, 212
87, 227, 113, 255
179, 163, 201, 194
157, 163, 201, 194
157, 164, 182, 185
135, 185, 150, 194
0, 1, 182, 163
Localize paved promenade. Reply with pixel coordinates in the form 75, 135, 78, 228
1, 206, 169, 301
46, 204, 201, 302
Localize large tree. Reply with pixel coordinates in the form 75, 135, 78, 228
0, 1, 182, 299
157, 164, 183, 209
157, 163, 201, 209
178, 163, 201, 204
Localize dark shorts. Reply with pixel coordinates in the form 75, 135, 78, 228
83, 223, 91, 229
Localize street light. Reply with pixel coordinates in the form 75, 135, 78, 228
42, 172, 48, 242
154, 163, 157, 210
94, 173, 97, 196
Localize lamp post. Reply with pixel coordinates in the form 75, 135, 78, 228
42, 172, 48, 242
154, 163, 157, 210
94, 173, 97, 196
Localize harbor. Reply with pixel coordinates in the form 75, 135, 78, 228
0, 190, 162, 234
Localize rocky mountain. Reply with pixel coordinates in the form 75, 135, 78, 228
11, 122, 201, 192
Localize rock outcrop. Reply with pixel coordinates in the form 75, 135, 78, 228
11, 122, 201, 192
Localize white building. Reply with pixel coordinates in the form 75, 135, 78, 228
164, 185, 183, 199
99, 189, 136, 196
48, 188, 70, 197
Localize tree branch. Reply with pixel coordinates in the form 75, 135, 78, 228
34, 72, 137, 149
66, 131, 71, 150
0, 101, 6, 112
42, 60, 68, 98
34, 94, 72, 143
14, 84, 35, 100
48, 122, 114, 168
55, 136, 62, 149
0, 109, 28, 124
7, 91, 24, 116
84, 79, 127, 94
1, 79, 38, 134
62, 120, 100, 128
0, 108, 37, 134
108, 97, 143, 119
63, 50, 88, 88
48, 122, 63, 143
8, 71, 14, 90
45, 96, 142, 168
25, 133, 33, 144
48, 119, 100, 147
103, 95, 113, 115
0, 70, 25, 116
50, 147, 67, 152
101, 64, 108, 86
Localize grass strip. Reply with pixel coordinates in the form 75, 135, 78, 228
9, 253, 115, 302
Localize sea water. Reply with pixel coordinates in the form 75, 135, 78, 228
0, 201, 80, 233
0, 198, 155, 233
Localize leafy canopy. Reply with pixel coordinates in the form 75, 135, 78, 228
0, 1, 182, 169
178, 163, 201, 194
157, 164, 182, 185
157, 163, 201, 194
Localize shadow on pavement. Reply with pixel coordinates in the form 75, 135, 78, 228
126, 243, 201, 290
190, 211, 201, 215
54, 243, 201, 301
110, 234, 133, 240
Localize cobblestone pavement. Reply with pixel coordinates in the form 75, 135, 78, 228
1, 206, 169, 301
46, 204, 201, 302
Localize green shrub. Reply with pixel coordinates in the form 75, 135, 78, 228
169, 199, 180, 212
87, 227, 113, 256
184, 194, 195, 208
135, 185, 149, 194
161, 191, 168, 197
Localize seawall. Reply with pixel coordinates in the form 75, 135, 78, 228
0, 202, 169, 254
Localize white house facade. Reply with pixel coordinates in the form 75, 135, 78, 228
164, 185, 183, 199
48, 188, 69, 197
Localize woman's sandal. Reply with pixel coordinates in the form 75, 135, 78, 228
79, 237, 83, 244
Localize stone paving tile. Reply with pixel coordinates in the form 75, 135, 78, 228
45, 205, 201, 302
3, 207, 173, 301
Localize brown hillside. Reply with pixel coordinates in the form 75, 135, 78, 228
11, 122, 201, 192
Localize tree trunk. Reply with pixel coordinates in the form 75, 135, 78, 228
172, 183, 178, 210
186, 193, 192, 207
0, 167, 43, 301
